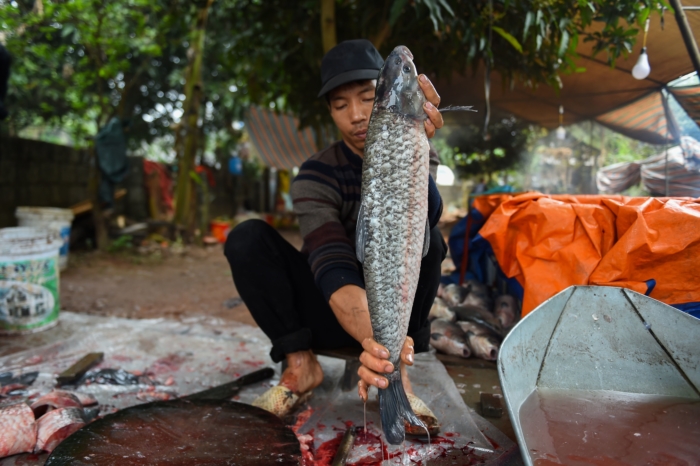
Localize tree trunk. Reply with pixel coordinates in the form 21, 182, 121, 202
320, 0, 337, 53
173, 0, 213, 229
88, 146, 110, 251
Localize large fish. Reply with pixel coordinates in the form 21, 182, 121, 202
356, 45, 431, 445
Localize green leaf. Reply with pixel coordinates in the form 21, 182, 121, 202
189, 170, 203, 185
523, 11, 533, 41
61, 24, 75, 38
558, 30, 569, 57
493, 26, 523, 53
436, 0, 454, 17
574, 67, 587, 73
389, 0, 410, 26
536, 34, 543, 52
638, 6, 651, 27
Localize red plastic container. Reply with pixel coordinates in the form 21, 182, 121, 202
210, 220, 232, 244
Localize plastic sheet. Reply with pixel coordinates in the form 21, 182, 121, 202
469, 193, 700, 317
0, 312, 516, 465
292, 351, 513, 464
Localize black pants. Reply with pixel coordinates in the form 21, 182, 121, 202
224, 220, 446, 363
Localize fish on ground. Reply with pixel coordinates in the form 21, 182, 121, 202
31, 390, 83, 418
452, 304, 504, 337
494, 295, 519, 329
1, 388, 100, 459
430, 319, 471, 358
35, 407, 85, 453
357, 45, 431, 445
457, 321, 500, 361
0, 403, 36, 457
0, 371, 39, 388
442, 281, 493, 312
460, 281, 493, 313
0, 384, 28, 396
78, 368, 145, 385
441, 284, 469, 307
429, 297, 455, 322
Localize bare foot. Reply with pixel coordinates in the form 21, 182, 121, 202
279, 350, 324, 395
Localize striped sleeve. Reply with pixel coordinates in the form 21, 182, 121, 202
291, 160, 364, 302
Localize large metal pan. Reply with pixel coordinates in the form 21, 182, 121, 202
498, 286, 700, 466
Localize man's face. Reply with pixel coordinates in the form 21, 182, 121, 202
327, 79, 376, 156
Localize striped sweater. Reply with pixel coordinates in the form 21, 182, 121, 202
291, 141, 443, 302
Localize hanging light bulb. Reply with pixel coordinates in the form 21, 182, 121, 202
632, 18, 651, 80
632, 48, 651, 80
556, 125, 566, 140
556, 105, 566, 140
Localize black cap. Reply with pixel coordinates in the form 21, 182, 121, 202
318, 39, 384, 98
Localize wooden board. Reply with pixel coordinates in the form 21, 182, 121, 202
45, 400, 301, 465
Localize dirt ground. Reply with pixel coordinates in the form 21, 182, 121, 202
60, 229, 303, 326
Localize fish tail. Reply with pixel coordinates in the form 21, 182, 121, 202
378, 370, 425, 445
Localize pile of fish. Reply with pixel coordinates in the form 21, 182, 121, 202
429, 280, 519, 361
0, 389, 98, 458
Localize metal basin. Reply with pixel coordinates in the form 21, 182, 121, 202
498, 286, 700, 466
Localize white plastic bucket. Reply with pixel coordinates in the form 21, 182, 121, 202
0, 227, 62, 334
15, 207, 74, 271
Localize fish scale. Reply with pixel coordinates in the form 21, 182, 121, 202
364, 114, 428, 366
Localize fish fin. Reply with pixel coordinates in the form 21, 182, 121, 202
422, 219, 430, 258
356, 203, 367, 264
379, 371, 426, 445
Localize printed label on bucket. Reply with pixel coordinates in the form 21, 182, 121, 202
0, 256, 59, 333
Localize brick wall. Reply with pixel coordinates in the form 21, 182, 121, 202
0, 137, 148, 228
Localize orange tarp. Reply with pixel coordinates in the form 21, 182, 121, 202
475, 193, 700, 316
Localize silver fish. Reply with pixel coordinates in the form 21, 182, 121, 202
441, 284, 469, 307
461, 281, 494, 312
429, 297, 455, 322
494, 294, 519, 329
458, 321, 500, 360
357, 45, 430, 445
430, 319, 471, 358
452, 304, 504, 337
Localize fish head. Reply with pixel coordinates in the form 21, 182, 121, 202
374, 45, 426, 119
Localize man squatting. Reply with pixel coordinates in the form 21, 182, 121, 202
224, 39, 447, 430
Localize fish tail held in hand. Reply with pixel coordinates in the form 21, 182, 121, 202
379, 370, 425, 445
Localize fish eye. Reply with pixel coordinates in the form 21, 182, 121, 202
403, 65, 411, 73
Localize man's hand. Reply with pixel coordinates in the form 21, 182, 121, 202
357, 336, 414, 402
419, 74, 443, 138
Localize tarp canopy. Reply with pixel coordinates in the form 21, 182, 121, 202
437, 3, 700, 135
596, 91, 680, 145
452, 193, 700, 318
596, 136, 700, 196
671, 82, 700, 127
